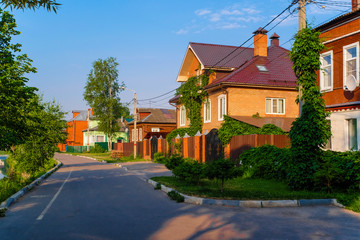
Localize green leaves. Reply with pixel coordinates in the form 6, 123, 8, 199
0, 0, 61, 13
84, 57, 130, 150
176, 74, 210, 135
0, 9, 38, 150
288, 25, 331, 190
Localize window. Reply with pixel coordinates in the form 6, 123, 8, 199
180, 106, 186, 126
96, 135, 105, 142
343, 42, 359, 88
218, 94, 227, 121
266, 98, 285, 114
320, 51, 333, 91
348, 119, 358, 150
204, 99, 211, 123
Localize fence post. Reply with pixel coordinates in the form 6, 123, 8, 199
175, 134, 182, 156
201, 131, 207, 163
158, 136, 163, 154
224, 143, 231, 159
194, 131, 201, 162
183, 133, 189, 158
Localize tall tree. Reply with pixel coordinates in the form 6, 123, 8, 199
0, 9, 38, 150
289, 25, 331, 190
84, 57, 130, 150
0, 0, 60, 12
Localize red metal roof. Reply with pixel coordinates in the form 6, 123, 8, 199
189, 42, 254, 69
206, 45, 297, 89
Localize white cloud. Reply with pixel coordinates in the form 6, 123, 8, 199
195, 9, 211, 16
209, 13, 221, 22
218, 23, 242, 29
175, 29, 188, 35
243, 7, 260, 15
220, 9, 243, 15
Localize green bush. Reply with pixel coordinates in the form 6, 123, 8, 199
314, 150, 360, 192
207, 158, 240, 192
172, 160, 207, 185
167, 190, 184, 202
153, 152, 166, 164
240, 145, 291, 181
89, 144, 106, 153
164, 154, 184, 170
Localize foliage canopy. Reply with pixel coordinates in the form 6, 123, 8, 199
0, 9, 38, 150
288, 25, 331, 189
83, 57, 130, 150
1, 0, 60, 12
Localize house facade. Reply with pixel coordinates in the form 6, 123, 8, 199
66, 109, 93, 146
171, 28, 298, 132
317, 2, 360, 151
128, 108, 176, 142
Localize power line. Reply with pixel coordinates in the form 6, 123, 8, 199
211, 1, 299, 69
137, 89, 176, 102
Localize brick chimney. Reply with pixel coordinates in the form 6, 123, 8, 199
270, 33, 280, 47
253, 27, 268, 57
352, 0, 360, 11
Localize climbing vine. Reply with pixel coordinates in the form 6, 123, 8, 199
288, 25, 331, 190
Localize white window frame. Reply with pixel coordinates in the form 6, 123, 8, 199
204, 99, 211, 123
96, 135, 105, 142
265, 98, 285, 115
218, 94, 227, 121
320, 50, 333, 92
180, 106, 186, 126
343, 42, 359, 89
151, 127, 160, 132
139, 128, 143, 141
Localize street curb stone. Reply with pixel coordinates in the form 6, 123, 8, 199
0, 161, 62, 211
146, 179, 345, 209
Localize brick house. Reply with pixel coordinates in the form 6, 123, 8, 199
316, 1, 360, 151
128, 108, 176, 142
66, 109, 93, 146
170, 28, 298, 132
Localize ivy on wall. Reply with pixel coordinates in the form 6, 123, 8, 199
288, 25, 331, 190
218, 116, 285, 145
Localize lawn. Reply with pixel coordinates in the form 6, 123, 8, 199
63, 152, 150, 163
152, 176, 360, 212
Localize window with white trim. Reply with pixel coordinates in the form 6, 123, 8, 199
204, 99, 211, 123
343, 42, 359, 88
320, 51, 333, 91
347, 119, 358, 151
96, 135, 105, 142
180, 106, 186, 126
218, 94, 227, 121
266, 98, 285, 114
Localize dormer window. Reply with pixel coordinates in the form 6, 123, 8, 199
256, 65, 268, 72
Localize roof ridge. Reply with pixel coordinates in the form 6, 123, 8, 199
190, 42, 253, 50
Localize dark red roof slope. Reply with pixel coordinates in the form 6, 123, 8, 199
189, 42, 254, 69
206, 45, 297, 89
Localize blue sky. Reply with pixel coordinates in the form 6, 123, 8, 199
8, 0, 351, 119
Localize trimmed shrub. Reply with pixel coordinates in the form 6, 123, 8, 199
207, 158, 240, 192
153, 152, 166, 164
239, 145, 291, 181
164, 154, 184, 170
172, 160, 207, 185
89, 144, 106, 153
314, 150, 360, 192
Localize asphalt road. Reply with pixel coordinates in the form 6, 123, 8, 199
0, 153, 360, 240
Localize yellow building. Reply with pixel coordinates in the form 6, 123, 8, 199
170, 28, 298, 132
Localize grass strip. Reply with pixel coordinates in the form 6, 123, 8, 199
151, 176, 360, 212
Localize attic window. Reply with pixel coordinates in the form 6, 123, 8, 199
256, 65, 268, 72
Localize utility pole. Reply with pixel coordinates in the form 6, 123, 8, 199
87, 108, 90, 152
298, 0, 306, 117
133, 92, 137, 159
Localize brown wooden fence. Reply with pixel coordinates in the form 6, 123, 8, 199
112, 133, 290, 162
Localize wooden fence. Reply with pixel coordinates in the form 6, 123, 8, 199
112, 132, 290, 162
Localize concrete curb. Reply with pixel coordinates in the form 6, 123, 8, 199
0, 160, 63, 211
146, 178, 345, 209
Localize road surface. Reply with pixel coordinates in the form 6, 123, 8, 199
0, 153, 359, 240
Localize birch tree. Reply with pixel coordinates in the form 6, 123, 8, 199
83, 57, 129, 150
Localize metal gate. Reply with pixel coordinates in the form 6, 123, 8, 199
205, 128, 224, 163
150, 136, 158, 160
